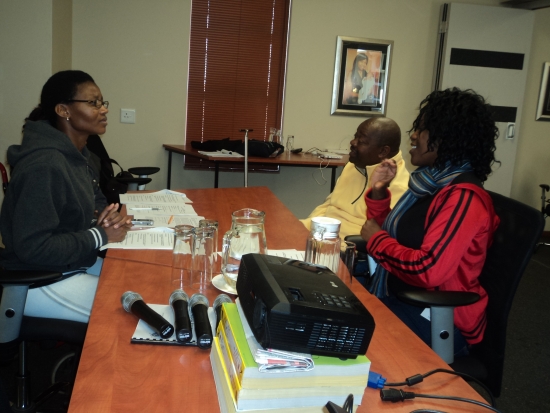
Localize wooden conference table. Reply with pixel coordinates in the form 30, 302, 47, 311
163, 144, 349, 192
69, 187, 488, 413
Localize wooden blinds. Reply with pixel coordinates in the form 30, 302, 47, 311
186, 0, 290, 153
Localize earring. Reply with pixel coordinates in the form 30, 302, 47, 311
66, 117, 70, 121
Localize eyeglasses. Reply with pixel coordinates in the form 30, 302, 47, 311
66, 99, 109, 109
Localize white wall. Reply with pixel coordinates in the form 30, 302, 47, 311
3, 0, 549, 227
0, 0, 54, 207
511, 7, 550, 226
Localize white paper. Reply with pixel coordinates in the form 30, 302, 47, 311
235, 299, 314, 373
101, 229, 174, 250
120, 190, 192, 205
127, 203, 198, 216
132, 214, 205, 228
198, 150, 244, 158
267, 249, 306, 261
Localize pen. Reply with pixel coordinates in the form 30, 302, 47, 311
130, 208, 160, 211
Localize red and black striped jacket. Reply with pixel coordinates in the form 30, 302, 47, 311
366, 183, 500, 344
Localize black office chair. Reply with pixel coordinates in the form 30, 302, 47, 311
535, 184, 550, 250
0, 162, 8, 194
0, 163, 88, 412
0, 270, 88, 412
86, 135, 160, 204
346, 191, 544, 397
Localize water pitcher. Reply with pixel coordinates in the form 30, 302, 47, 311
304, 217, 341, 274
222, 209, 267, 288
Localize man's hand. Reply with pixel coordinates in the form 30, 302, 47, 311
369, 159, 397, 200
360, 219, 382, 243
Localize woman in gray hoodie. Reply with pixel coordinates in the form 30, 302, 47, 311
0, 70, 131, 323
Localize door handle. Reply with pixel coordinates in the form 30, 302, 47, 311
506, 123, 515, 140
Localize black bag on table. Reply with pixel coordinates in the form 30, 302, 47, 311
235, 140, 284, 158
191, 138, 284, 158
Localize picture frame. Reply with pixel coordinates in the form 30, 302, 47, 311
331, 36, 393, 117
536, 62, 550, 121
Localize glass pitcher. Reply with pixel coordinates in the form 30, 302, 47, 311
304, 217, 341, 274
222, 209, 267, 288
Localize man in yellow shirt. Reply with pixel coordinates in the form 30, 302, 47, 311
301, 117, 409, 242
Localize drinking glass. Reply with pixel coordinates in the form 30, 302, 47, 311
286, 135, 294, 152
199, 219, 219, 274
343, 241, 357, 283
172, 225, 194, 289
269, 127, 277, 142
191, 227, 215, 294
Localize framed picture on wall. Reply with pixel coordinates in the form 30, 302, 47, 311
331, 36, 393, 117
536, 62, 550, 121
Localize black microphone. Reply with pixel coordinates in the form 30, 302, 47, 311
189, 293, 213, 349
121, 291, 174, 339
213, 293, 232, 330
169, 289, 192, 343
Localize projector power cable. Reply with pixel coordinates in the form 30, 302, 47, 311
380, 388, 502, 413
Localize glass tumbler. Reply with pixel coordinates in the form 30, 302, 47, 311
199, 219, 219, 275
286, 135, 294, 152
343, 241, 357, 283
172, 225, 195, 289
191, 227, 215, 294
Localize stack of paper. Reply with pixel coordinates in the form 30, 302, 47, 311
104, 190, 204, 250
211, 302, 369, 412
122, 189, 200, 224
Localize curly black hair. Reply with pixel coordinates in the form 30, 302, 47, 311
410, 87, 499, 182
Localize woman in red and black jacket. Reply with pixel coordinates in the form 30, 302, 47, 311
360, 88, 500, 356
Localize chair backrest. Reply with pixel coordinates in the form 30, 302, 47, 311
86, 135, 129, 204
471, 191, 544, 396
0, 162, 8, 195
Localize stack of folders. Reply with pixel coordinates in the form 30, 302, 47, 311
210, 303, 370, 413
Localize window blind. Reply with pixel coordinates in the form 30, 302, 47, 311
185, 0, 290, 170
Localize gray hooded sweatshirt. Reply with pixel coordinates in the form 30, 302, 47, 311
0, 120, 108, 272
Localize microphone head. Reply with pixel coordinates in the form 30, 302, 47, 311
121, 291, 142, 312
189, 293, 209, 309
213, 293, 232, 310
169, 289, 189, 305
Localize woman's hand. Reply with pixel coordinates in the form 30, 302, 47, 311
103, 222, 131, 243
360, 219, 382, 243
369, 159, 397, 200
97, 204, 132, 229
96, 204, 132, 243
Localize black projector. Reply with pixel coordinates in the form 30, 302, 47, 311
236, 254, 375, 358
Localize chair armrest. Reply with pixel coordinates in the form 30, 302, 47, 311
344, 235, 367, 253
128, 167, 160, 176
115, 176, 151, 186
397, 290, 480, 308
0, 268, 62, 288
